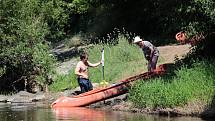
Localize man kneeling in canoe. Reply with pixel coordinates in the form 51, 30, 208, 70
75, 52, 101, 93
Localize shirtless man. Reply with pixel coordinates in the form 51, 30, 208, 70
75, 53, 101, 93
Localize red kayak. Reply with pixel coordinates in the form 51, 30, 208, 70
51, 64, 167, 108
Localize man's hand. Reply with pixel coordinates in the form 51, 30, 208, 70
146, 55, 151, 61
82, 74, 88, 79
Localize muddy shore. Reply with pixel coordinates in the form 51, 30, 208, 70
48, 89, 215, 119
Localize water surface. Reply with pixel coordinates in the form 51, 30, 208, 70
0, 103, 208, 121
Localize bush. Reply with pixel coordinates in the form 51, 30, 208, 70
0, 0, 56, 92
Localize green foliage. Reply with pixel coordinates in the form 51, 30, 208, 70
129, 60, 215, 108
181, 0, 215, 36
32, 43, 56, 85
42, 0, 101, 42
88, 35, 147, 83
0, 0, 56, 92
49, 70, 78, 92
72, 0, 215, 42
41, 0, 68, 41
68, 0, 91, 14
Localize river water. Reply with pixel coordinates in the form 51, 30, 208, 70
0, 103, 209, 121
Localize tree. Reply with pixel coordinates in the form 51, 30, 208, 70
0, 0, 55, 92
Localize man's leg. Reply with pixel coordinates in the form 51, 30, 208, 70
147, 61, 151, 72
151, 55, 159, 71
79, 78, 88, 93
87, 80, 93, 91
81, 79, 93, 92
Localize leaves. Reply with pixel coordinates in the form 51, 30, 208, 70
0, 0, 56, 91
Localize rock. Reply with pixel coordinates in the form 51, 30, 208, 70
32, 94, 46, 102
63, 87, 80, 96
7, 91, 34, 103
7, 91, 46, 103
0, 95, 8, 102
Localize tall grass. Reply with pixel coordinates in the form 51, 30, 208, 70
87, 35, 148, 83
49, 70, 78, 92
129, 60, 215, 108
49, 35, 153, 91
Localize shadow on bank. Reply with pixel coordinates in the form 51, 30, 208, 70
51, 44, 93, 61
201, 95, 215, 120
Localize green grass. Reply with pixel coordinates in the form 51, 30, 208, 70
128, 60, 215, 108
49, 70, 78, 92
87, 36, 148, 83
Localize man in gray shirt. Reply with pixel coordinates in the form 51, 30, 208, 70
134, 36, 159, 72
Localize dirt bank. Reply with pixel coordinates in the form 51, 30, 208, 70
158, 44, 191, 63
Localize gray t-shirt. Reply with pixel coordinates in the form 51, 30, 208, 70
142, 41, 159, 58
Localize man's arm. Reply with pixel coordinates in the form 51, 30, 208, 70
87, 61, 101, 67
149, 47, 154, 60
75, 65, 82, 76
144, 41, 154, 60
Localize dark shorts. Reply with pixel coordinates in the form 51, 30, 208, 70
77, 78, 93, 93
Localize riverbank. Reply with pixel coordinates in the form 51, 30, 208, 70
1, 43, 214, 119
0, 83, 214, 119
93, 98, 214, 117
45, 86, 215, 118
88, 93, 215, 119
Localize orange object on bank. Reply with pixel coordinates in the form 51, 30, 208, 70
51, 64, 166, 108
175, 31, 187, 44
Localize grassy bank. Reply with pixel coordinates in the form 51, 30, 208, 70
129, 60, 215, 109
49, 35, 215, 114
49, 36, 157, 91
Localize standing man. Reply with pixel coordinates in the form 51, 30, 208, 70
133, 36, 159, 72
75, 52, 101, 93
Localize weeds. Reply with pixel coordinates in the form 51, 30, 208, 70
129, 60, 215, 108
88, 35, 148, 83
49, 70, 78, 92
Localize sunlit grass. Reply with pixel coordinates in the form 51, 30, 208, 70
87, 36, 148, 83
49, 70, 78, 92
129, 60, 215, 108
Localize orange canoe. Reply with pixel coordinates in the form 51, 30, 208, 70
51, 64, 166, 108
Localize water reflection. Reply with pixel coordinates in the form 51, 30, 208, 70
52, 107, 205, 121
53, 107, 106, 121
0, 103, 210, 121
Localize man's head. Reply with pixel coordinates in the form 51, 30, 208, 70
134, 36, 144, 48
80, 52, 88, 62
